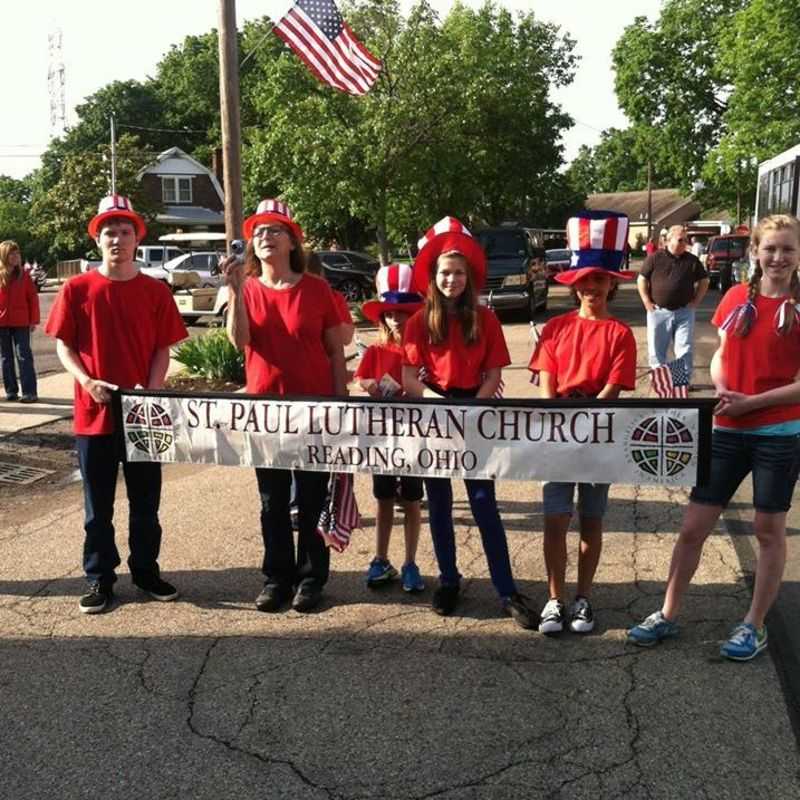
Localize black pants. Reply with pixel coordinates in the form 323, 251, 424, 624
255, 468, 330, 590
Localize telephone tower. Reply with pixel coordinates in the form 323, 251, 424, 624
47, 29, 66, 138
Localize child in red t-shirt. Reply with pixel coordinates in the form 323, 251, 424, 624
356, 263, 425, 592
45, 196, 188, 615
402, 217, 536, 629
629, 214, 800, 661
530, 210, 637, 636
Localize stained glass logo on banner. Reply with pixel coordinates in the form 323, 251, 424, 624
125, 401, 175, 455
626, 414, 694, 481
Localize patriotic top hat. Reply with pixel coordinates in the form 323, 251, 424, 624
556, 210, 635, 285
243, 198, 304, 243
411, 216, 487, 294
362, 263, 424, 323
87, 195, 147, 240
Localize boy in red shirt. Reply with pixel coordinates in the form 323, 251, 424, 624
529, 210, 637, 635
46, 196, 188, 614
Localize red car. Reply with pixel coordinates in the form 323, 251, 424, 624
705, 234, 749, 292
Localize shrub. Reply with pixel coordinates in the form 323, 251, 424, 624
172, 329, 245, 385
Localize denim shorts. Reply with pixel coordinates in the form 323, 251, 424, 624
372, 474, 424, 502
542, 482, 610, 518
690, 429, 800, 513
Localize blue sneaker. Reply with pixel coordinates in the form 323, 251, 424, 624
720, 622, 768, 662
627, 610, 679, 647
401, 562, 425, 593
366, 558, 397, 587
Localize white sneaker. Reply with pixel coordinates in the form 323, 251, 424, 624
569, 596, 595, 633
538, 598, 565, 634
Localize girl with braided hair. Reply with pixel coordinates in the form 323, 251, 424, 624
628, 214, 800, 660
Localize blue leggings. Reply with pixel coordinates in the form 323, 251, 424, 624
424, 477, 516, 598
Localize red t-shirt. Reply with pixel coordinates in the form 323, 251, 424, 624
529, 311, 637, 397
332, 290, 352, 325
355, 341, 404, 389
45, 270, 188, 435
712, 283, 800, 428
0, 273, 40, 327
243, 273, 340, 396
402, 305, 510, 390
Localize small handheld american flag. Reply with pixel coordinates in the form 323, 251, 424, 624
650, 356, 690, 399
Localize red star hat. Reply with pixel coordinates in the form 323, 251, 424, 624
243, 198, 304, 243
555, 210, 636, 285
361, 263, 424, 323
87, 195, 147, 240
411, 216, 487, 294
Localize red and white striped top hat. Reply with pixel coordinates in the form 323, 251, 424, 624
411, 216, 487, 294
87, 194, 147, 240
361, 263, 424, 323
243, 197, 304, 242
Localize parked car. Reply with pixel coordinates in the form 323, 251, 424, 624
544, 248, 572, 282
316, 250, 380, 301
163, 251, 223, 288
475, 227, 548, 320
136, 245, 185, 282
705, 234, 750, 292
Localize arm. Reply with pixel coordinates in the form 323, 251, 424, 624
27, 276, 40, 329
146, 346, 172, 390
476, 367, 502, 399
637, 274, 655, 312
538, 370, 557, 399
220, 256, 250, 349
323, 326, 348, 396
596, 384, 623, 400
402, 365, 441, 399
340, 322, 355, 347
710, 330, 727, 393
55, 338, 118, 404
689, 277, 710, 308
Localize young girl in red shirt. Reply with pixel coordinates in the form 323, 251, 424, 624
529, 211, 637, 635
402, 217, 535, 628
356, 263, 425, 592
629, 214, 800, 660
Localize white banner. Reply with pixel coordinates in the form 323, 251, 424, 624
119, 392, 713, 486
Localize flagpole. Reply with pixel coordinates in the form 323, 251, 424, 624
217, 0, 243, 245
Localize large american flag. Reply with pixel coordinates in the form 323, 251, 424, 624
650, 356, 690, 399
274, 0, 382, 96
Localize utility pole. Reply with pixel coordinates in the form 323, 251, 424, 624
646, 160, 653, 245
110, 114, 117, 194
217, 0, 243, 245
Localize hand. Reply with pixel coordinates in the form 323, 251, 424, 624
83, 378, 119, 404
30, 325, 37, 333
218, 255, 245, 292
644, 301, 656, 313
713, 389, 752, 417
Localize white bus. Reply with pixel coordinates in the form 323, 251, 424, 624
755, 144, 800, 220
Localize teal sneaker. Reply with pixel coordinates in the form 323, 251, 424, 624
366, 558, 397, 587
401, 562, 425, 593
627, 610, 679, 647
720, 622, 767, 662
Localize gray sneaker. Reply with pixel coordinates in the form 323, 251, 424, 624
627, 610, 679, 647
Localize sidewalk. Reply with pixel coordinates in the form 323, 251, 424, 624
1, 307, 799, 799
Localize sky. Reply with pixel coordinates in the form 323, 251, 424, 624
1, 0, 662, 180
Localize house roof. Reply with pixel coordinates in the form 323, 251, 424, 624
138, 146, 225, 203
157, 205, 224, 227
586, 189, 701, 226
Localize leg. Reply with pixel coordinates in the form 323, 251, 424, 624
375, 499, 394, 560
122, 459, 164, 582
465, 479, 516, 598
646, 309, 671, 368
76, 435, 122, 587
0, 327, 18, 398
255, 468, 296, 589
294, 469, 331, 589
424, 477, 460, 587
11, 327, 37, 398
745, 511, 787, 628
543, 514, 570, 601
574, 483, 610, 598
400, 476, 424, 565
671, 306, 696, 377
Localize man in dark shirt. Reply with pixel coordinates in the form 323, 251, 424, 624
637, 225, 709, 379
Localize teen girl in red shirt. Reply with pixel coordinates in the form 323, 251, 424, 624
529, 211, 637, 635
629, 214, 800, 660
356, 263, 425, 592
402, 217, 535, 628
222, 199, 347, 614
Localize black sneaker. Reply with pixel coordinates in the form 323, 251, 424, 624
502, 592, 538, 630
79, 583, 113, 614
292, 583, 323, 613
255, 583, 292, 612
133, 575, 179, 602
538, 598, 565, 634
432, 585, 460, 616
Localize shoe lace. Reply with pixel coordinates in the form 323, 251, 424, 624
641, 611, 665, 630
573, 597, 590, 617
542, 599, 561, 618
727, 623, 753, 646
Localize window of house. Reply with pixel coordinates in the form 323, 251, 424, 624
161, 176, 193, 204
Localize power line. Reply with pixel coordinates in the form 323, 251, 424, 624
117, 123, 209, 134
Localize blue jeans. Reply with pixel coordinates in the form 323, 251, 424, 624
424, 477, 516, 598
77, 434, 164, 587
0, 326, 37, 398
255, 468, 330, 590
646, 306, 695, 375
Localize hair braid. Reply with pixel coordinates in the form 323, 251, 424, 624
732, 264, 762, 337
776, 269, 800, 336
